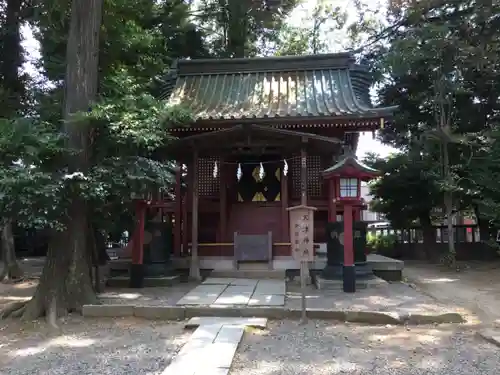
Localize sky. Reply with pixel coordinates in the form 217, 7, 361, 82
287, 0, 396, 159
20, 0, 396, 159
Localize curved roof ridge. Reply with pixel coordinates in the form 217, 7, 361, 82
176, 53, 356, 75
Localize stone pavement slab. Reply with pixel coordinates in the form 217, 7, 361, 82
162, 317, 266, 375
248, 294, 285, 306
185, 317, 268, 328
254, 280, 286, 294
203, 277, 235, 285
214, 286, 254, 305
177, 278, 286, 307
176, 284, 228, 305
230, 278, 259, 287
215, 325, 246, 343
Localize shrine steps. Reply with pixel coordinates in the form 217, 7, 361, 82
208, 270, 286, 279
209, 263, 286, 279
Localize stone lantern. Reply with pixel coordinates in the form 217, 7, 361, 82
320, 148, 379, 292
129, 189, 174, 288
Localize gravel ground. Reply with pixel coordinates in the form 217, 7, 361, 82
231, 320, 500, 375
0, 316, 189, 375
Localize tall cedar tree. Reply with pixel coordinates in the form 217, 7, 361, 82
3, 0, 103, 321
0, 0, 24, 281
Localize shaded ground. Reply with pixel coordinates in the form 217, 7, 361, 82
231, 321, 500, 375
404, 260, 500, 325
0, 258, 42, 311
0, 317, 189, 375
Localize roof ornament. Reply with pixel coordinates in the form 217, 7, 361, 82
283, 159, 289, 176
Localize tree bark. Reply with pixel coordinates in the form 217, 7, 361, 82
419, 214, 436, 260
0, 0, 24, 283
0, 0, 23, 115
474, 204, 490, 242
443, 140, 456, 267
0, 0, 104, 321
0, 221, 23, 282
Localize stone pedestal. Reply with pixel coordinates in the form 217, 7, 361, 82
315, 275, 388, 290
321, 221, 376, 281
143, 210, 175, 278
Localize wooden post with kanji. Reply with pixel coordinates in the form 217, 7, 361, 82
287, 204, 317, 323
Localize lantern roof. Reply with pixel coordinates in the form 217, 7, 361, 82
322, 148, 379, 180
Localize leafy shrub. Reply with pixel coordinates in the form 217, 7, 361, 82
367, 232, 398, 257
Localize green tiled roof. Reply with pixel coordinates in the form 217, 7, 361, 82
162, 53, 396, 122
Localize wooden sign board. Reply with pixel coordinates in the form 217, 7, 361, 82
287, 205, 317, 262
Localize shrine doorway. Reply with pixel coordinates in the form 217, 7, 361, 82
229, 159, 282, 264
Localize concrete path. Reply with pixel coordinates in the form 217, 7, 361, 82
161, 317, 267, 375
176, 278, 286, 307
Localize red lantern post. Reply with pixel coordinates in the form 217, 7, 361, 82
322, 150, 379, 293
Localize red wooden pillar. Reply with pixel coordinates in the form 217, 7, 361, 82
174, 164, 182, 257
343, 204, 354, 266
219, 158, 227, 255
280, 163, 289, 243
130, 201, 146, 288
353, 207, 361, 222
328, 179, 337, 222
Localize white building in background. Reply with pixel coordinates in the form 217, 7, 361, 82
360, 182, 386, 223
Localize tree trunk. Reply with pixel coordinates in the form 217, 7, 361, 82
227, 0, 248, 57
0, 0, 24, 283
22, 202, 98, 321
474, 204, 490, 242
419, 214, 436, 260
0, 0, 23, 115
0, 0, 104, 321
442, 140, 456, 267
0, 221, 23, 282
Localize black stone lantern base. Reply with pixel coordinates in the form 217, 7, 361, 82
321, 261, 374, 280
130, 264, 145, 288
144, 262, 176, 278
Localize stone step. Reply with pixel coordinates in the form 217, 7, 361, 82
107, 275, 180, 288
209, 269, 286, 279
315, 275, 388, 290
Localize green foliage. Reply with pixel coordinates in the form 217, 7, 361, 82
274, 0, 347, 56
194, 0, 299, 57
366, 232, 397, 257
0, 118, 69, 229
365, 153, 441, 227
0, 0, 205, 235
366, 1, 500, 233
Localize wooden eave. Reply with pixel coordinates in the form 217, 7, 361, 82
166, 124, 342, 160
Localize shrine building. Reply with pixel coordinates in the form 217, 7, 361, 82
126, 52, 396, 279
